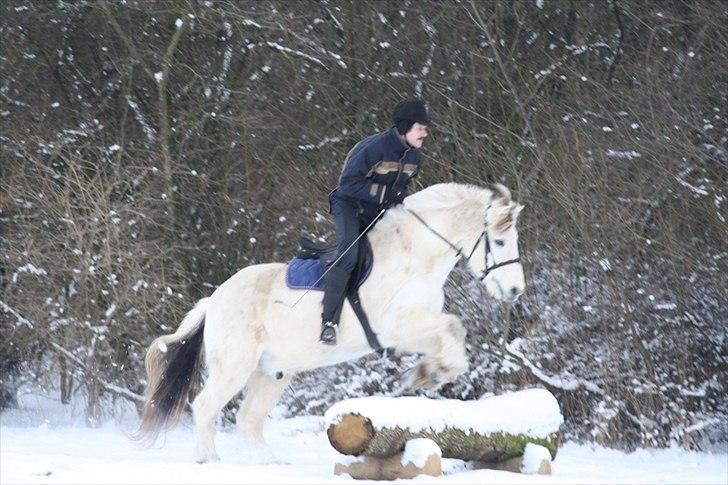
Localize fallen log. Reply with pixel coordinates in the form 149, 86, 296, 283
335, 438, 442, 480
325, 388, 562, 463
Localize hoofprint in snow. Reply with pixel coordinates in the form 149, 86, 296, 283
2, 394, 727, 484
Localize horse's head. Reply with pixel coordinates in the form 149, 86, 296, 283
465, 184, 525, 302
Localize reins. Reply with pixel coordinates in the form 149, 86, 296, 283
406, 203, 521, 281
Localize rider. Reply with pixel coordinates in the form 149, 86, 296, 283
320, 98, 430, 345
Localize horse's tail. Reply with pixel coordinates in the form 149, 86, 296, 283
131, 297, 209, 444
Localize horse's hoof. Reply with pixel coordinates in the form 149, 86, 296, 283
195, 452, 220, 464
406, 364, 443, 390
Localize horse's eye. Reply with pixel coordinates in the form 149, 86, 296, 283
494, 239, 505, 247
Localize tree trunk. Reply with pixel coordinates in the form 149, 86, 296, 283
59, 357, 72, 405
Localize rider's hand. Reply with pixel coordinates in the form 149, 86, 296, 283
390, 189, 405, 206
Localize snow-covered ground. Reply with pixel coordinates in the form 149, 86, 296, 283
1, 394, 726, 484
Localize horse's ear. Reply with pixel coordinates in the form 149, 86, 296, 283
487, 183, 512, 205
488, 205, 511, 217
487, 204, 508, 222
514, 203, 524, 217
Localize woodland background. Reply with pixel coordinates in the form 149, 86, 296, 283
1, 0, 726, 451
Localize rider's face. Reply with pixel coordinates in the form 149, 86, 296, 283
405, 123, 428, 149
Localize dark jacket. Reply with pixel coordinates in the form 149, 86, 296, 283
331, 127, 422, 220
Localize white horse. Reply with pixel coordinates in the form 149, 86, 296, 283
134, 182, 525, 462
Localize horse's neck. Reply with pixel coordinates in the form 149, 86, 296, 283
369, 207, 469, 284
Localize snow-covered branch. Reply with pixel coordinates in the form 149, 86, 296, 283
266, 41, 326, 67
0, 299, 34, 328
505, 339, 604, 394
50, 342, 144, 403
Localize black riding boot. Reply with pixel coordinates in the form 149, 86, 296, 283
320, 266, 351, 345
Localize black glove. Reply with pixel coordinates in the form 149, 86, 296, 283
391, 188, 405, 205
382, 187, 405, 209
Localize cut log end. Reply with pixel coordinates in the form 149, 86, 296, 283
327, 414, 375, 456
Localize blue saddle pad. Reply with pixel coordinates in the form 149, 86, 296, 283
285, 254, 373, 291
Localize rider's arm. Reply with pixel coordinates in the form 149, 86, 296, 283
388, 151, 422, 206
339, 145, 386, 205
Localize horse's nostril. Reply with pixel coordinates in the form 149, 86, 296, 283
510, 287, 520, 297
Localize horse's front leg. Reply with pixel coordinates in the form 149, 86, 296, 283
390, 307, 469, 389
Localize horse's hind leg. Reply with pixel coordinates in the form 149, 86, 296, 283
236, 371, 292, 443
192, 351, 259, 463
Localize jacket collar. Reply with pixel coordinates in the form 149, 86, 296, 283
386, 126, 412, 152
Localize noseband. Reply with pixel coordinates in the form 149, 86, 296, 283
407, 206, 521, 281
464, 228, 521, 281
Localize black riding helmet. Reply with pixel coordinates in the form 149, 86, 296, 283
392, 98, 431, 135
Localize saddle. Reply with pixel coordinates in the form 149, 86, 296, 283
285, 235, 381, 350
286, 236, 373, 291
296, 237, 340, 266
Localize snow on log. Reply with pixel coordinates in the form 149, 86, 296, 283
325, 388, 562, 463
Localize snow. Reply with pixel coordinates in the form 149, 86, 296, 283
606, 149, 641, 159
675, 177, 709, 196
265, 42, 325, 67
521, 443, 552, 474
1, 395, 726, 484
12, 263, 47, 283
325, 389, 563, 439
125, 96, 156, 142
1, 299, 35, 328
297, 136, 343, 151
505, 342, 602, 394
104, 303, 117, 318
402, 438, 441, 468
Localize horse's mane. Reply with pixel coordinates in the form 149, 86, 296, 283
373, 183, 484, 240
372, 183, 497, 236
406, 183, 494, 212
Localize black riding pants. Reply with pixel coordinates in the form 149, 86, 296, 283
329, 195, 375, 273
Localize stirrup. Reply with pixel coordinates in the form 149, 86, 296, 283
319, 321, 337, 345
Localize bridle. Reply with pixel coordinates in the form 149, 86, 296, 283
406, 205, 521, 281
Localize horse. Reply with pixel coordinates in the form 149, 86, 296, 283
133, 182, 525, 462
